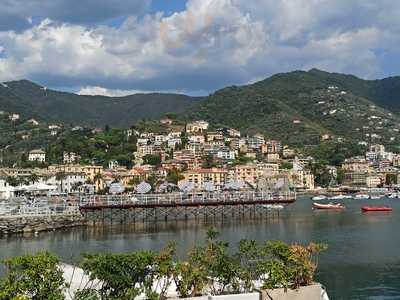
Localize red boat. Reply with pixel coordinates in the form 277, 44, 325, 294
361, 206, 393, 212
313, 202, 345, 210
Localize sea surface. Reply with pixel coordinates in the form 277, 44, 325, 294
1, 196, 400, 299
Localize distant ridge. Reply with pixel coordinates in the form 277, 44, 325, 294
0, 80, 201, 127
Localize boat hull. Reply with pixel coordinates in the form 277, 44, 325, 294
313, 203, 344, 210
361, 206, 393, 212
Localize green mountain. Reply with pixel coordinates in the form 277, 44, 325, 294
0, 80, 200, 128
187, 69, 400, 146
304, 69, 400, 111
2, 69, 400, 148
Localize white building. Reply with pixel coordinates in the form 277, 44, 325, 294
247, 136, 264, 149
189, 134, 205, 144
108, 160, 119, 169
27, 118, 39, 126
63, 152, 80, 164
227, 128, 241, 137
154, 135, 167, 143
186, 120, 209, 133
167, 138, 182, 149
0, 177, 13, 199
217, 150, 236, 160
9, 113, 20, 121
28, 149, 46, 162
168, 131, 182, 139
46, 173, 87, 194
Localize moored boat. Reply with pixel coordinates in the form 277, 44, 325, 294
329, 194, 352, 200
361, 206, 393, 212
263, 204, 284, 210
354, 194, 370, 199
329, 194, 345, 200
313, 202, 345, 210
312, 195, 327, 201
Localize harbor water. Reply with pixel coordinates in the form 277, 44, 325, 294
1, 196, 400, 299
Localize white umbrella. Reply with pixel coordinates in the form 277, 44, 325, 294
136, 182, 151, 194
109, 182, 125, 194
178, 181, 194, 193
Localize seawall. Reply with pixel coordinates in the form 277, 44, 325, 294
0, 214, 87, 235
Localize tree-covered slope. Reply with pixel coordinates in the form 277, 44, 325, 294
187, 69, 400, 146
0, 80, 200, 128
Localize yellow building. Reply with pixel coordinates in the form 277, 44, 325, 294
342, 157, 370, 173
180, 168, 228, 190
232, 164, 258, 185
48, 164, 104, 191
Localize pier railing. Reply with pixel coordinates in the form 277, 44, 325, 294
0, 191, 296, 218
0, 202, 80, 218
79, 191, 296, 209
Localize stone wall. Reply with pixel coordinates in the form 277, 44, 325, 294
0, 214, 87, 235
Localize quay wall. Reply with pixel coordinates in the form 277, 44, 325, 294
0, 214, 87, 235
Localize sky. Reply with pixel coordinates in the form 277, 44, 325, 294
0, 0, 400, 96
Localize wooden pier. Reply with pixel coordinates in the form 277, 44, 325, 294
79, 191, 296, 224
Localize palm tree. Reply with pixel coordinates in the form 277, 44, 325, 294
55, 172, 67, 193
93, 172, 104, 192
28, 173, 40, 185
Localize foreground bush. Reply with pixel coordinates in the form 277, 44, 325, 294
0, 229, 327, 299
0, 252, 66, 300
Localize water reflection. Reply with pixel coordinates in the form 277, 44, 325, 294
1, 197, 400, 299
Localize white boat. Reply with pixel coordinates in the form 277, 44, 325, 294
388, 193, 397, 199
370, 195, 382, 200
329, 194, 346, 200
263, 204, 284, 210
312, 195, 327, 201
354, 194, 369, 199
342, 195, 353, 199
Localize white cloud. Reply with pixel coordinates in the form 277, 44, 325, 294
78, 86, 155, 97
0, 0, 400, 93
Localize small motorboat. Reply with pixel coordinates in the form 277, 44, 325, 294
329, 194, 345, 200
313, 202, 345, 210
388, 193, 397, 199
369, 195, 382, 200
354, 194, 369, 200
263, 204, 284, 210
361, 206, 393, 212
312, 195, 327, 201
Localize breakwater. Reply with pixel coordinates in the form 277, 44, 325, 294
0, 214, 87, 235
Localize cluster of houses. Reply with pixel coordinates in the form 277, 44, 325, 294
0, 119, 316, 199
341, 144, 400, 188
131, 119, 314, 191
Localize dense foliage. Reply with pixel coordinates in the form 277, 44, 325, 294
46, 128, 136, 167
0, 230, 327, 300
0, 252, 66, 300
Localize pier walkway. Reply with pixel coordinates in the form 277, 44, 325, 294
79, 191, 296, 223
0, 191, 296, 223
